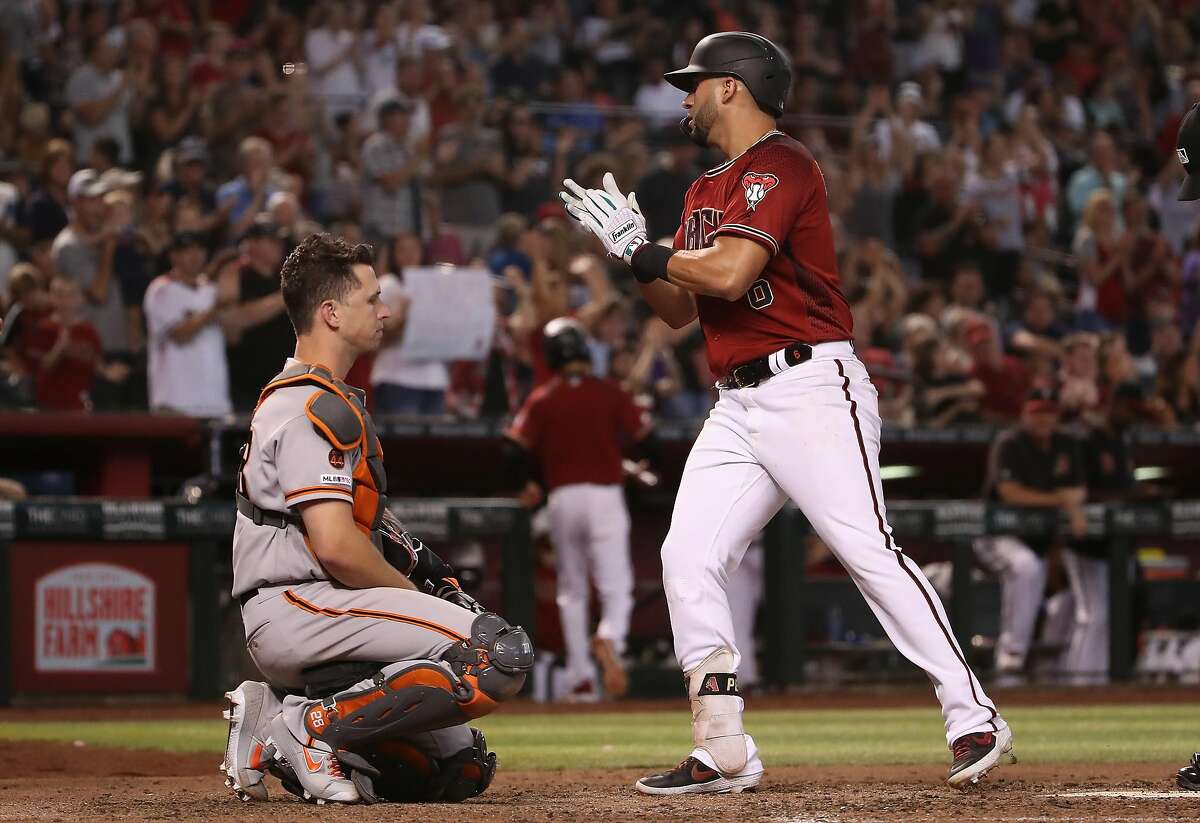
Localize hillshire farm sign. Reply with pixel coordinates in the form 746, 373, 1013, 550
35, 563, 155, 672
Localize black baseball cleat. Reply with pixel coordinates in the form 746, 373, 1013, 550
948, 726, 1016, 788
1177, 753, 1200, 790
635, 756, 762, 795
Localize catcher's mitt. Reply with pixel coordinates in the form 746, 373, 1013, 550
379, 509, 484, 613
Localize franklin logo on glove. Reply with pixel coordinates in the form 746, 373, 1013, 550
560, 172, 650, 265
610, 219, 637, 243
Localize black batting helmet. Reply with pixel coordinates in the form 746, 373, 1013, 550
664, 32, 793, 117
543, 317, 591, 371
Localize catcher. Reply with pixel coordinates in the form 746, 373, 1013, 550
220, 233, 533, 805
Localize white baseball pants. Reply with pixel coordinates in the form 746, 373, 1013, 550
661, 342, 1005, 745
546, 483, 633, 686
973, 536, 1048, 671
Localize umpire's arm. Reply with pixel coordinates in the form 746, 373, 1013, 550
300, 500, 418, 591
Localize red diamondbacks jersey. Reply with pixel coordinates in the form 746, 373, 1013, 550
509, 374, 651, 491
673, 130, 854, 376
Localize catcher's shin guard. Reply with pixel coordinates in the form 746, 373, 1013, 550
687, 648, 748, 775
302, 661, 473, 753
439, 612, 534, 713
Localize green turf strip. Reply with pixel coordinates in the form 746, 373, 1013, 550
0, 705, 1191, 770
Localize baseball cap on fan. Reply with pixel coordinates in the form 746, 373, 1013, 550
1176, 102, 1200, 200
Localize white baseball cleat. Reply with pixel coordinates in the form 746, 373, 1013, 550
219, 681, 280, 801
947, 726, 1016, 788
267, 712, 360, 804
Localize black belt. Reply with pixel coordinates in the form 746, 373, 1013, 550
716, 343, 812, 390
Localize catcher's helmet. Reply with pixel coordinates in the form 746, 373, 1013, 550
543, 317, 591, 371
665, 32, 793, 117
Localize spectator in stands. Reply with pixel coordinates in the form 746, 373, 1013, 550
1073, 189, 1132, 329
66, 35, 143, 165
911, 333, 984, 427
966, 317, 1031, 423
52, 169, 128, 355
17, 275, 122, 411
964, 130, 1023, 297
372, 231, 448, 415
634, 130, 699, 243
217, 137, 279, 240
361, 97, 423, 250
219, 216, 292, 411
0, 263, 49, 356
913, 154, 988, 284
144, 232, 231, 417
1006, 290, 1065, 358
268, 191, 322, 252
1156, 348, 1200, 425
1066, 132, 1127, 228
501, 105, 555, 217
874, 81, 940, 162
433, 87, 505, 258
145, 55, 204, 164
304, 1, 365, 121
21, 139, 72, 247
947, 263, 988, 313
633, 56, 685, 126
255, 90, 318, 187
978, 389, 1087, 682
1058, 332, 1102, 423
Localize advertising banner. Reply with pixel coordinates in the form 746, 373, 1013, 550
9, 543, 189, 694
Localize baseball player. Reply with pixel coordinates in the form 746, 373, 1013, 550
1172, 97, 1200, 794
560, 32, 1012, 794
505, 317, 653, 699
220, 233, 532, 805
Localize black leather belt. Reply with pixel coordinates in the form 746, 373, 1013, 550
716, 343, 812, 390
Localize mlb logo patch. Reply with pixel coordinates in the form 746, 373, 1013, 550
742, 172, 779, 210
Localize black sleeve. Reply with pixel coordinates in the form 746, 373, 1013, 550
982, 430, 1018, 498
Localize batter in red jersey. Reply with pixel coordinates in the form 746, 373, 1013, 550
506, 317, 653, 700
561, 31, 1013, 795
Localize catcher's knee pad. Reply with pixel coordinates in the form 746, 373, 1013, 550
302, 661, 475, 752
440, 612, 534, 716
687, 648, 747, 775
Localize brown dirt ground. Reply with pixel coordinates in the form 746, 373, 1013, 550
1, 688, 1198, 822
0, 745, 1196, 823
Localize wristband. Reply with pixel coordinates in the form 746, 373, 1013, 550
630, 243, 676, 284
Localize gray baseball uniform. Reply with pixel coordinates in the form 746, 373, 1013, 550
232, 358, 479, 690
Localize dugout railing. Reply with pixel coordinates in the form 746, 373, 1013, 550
762, 500, 1200, 686
1, 497, 1197, 703
0, 498, 533, 705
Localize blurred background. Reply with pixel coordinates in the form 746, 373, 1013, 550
2, 0, 1200, 703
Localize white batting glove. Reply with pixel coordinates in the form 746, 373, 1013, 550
560, 172, 648, 265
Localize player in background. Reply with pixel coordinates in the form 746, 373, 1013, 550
561, 32, 1011, 794
1171, 96, 1200, 795
505, 317, 654, 700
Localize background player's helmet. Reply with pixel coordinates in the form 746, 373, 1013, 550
543, 317, 591, 371
664, 32, 793, 117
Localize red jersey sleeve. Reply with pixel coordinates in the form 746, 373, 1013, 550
612, 382, 651, 439
509, 392, 545, 449
711, 143, 824, 257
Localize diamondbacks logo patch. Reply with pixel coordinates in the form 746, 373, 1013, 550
328, 449, 345, 469
697, 672, 739, 696
742, 172, 779, 210
1180, 147, 1191, 166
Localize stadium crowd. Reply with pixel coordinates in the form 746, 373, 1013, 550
0, 0, 1198, 427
